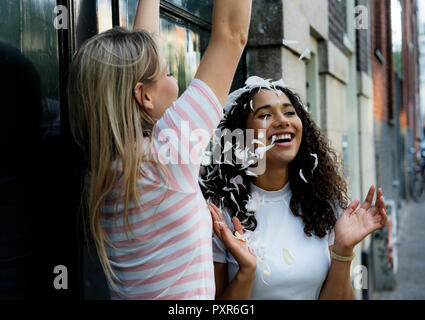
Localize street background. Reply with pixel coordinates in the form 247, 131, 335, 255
372, 199, 425, 300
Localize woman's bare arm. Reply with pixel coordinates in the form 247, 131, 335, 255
195, 0, 252, 106
214, 262, 255, 300
318, 245, 354, 300
133, 0, 160, 36
320, 186, 386, 299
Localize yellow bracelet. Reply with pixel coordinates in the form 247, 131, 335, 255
331, 250, 355, 262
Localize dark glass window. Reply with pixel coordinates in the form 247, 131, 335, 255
118, 0, 213, 29
73, 0, 113, 49
159, 16, 209, 95
119, 1, 210, 94
0, 0, 79, 299
165, 0, 213, 23
0, 0, 60, 103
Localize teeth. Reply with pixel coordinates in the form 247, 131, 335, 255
272, 134, 292, 141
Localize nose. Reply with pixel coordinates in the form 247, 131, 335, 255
272, 113, 290, 128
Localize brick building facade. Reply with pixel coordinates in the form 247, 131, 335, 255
400, 0, 420, 133
370, 0, 420, 201
370, 0, 395, 123
369, 0, 421, 293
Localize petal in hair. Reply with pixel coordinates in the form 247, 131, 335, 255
230, 192, 241, 212
273, 79, 288, 88
223, 141, 233, 153
255, 144, 275, 159
245, 169, 259, 177
299, 169, 308, 183
310, 153, 318, 174
245, 76, 270, 87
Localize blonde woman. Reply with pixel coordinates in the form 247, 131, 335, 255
68, 0, 252, 300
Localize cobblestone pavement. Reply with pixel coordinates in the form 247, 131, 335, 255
372, 199, 425, 300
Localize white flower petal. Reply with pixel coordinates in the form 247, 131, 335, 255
299, 48, 311, 61
299, 169, 308, 183
223, 141, 233, 153
282, 39, 298, 46
310, 153, 318, 174
282, 248, 295, 265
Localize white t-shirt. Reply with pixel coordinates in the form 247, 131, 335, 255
213, 182, 342, 300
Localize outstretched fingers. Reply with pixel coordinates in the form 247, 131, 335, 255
369, 188, 386, 216
360, 185, 376, 211
376, 187, 383, 199
376, 192, 387, 228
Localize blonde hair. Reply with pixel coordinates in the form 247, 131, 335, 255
67, 27, 164, 290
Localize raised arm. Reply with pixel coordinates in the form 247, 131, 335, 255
133, 0, 160, 36
195, 0, 252, 106
319, 186, 387, 299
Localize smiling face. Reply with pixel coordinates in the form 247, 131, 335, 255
245, 89, 303, 168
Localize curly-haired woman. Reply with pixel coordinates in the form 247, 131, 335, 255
200, 77, 387, 300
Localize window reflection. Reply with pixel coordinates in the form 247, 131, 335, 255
165, 0, 213, 22
119, 0, 136, 29
391, 0, 403, 77
74, 0, 113, 49
160, 16, 207, 95
0, 0, 66, 299
119, 2, 209, 94
120, 0, 213, 27
97, 0, 113, 33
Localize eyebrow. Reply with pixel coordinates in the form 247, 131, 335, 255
253, 103, 294, 116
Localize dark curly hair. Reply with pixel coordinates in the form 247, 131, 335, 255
200, 85, 349, 238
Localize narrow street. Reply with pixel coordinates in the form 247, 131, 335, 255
372, 200, 425, 300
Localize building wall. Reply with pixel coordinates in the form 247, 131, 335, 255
247, 0, 329, 101
328, 0, 347, 53
356, 0, 371, 74
418, 0, 425, 139
400, 0, 420, 200
400, 0, 419, 132
370, 0, 395, 123
370, 0, 401, 292
370, 0, 400, 200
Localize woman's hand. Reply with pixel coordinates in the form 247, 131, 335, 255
333, 185, 387, 256
208, 203, 257, 273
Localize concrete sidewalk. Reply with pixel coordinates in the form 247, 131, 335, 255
372, 200, 425, 300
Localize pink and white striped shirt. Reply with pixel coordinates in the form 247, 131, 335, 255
102, 79, 222, 300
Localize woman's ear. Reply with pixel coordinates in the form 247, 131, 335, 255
134, 82, 154, 111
